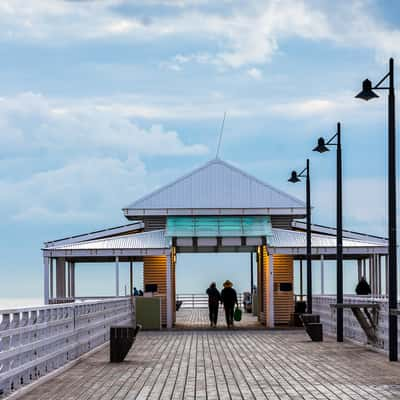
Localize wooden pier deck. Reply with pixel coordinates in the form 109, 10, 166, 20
175, 308, 261, 330
15, 310, 400, 400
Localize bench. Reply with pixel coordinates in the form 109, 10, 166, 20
330, 303, 380, 345
110, 324, 141, 363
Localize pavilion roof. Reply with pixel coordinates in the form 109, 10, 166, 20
123, 158, 306, 218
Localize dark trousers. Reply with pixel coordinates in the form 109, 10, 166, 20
209, 303, 219, 324
224, 304, 234, 326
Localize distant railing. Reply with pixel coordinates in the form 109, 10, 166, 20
294, 293, 388, 303
0, 298, 135, 398
176, 293, 244, 309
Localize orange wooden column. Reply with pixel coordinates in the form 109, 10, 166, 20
143, 255, 167, 326
273, 254, 294, 325
259, 248, 294, 326
143, 253, 176, 327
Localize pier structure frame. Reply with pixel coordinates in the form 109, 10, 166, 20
42, 159, 388, 329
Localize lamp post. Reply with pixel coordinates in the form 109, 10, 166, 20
289, 159, 312, 314
356, 58, 397, 361
313, 122, 343, 342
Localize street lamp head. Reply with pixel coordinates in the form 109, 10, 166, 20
288, 170, 301, 183
313, 137, 330, 153
355, 79, 379, 101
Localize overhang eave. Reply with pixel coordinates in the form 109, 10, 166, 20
123, 207, 307, 218
268, 246, 387, 256
42, 247, 170, 258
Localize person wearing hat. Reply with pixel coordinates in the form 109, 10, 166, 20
206, 282, 221, 327
221, 280, 238, 328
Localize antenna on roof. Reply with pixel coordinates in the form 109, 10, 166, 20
215, 111, 226, 159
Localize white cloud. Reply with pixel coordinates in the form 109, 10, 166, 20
0, 92, 208, 157
0, 156, 149, 222
0, 91, 210, 221
247, 68, 262, 80
1, 1, 399, 69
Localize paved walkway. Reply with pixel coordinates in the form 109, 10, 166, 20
175, 308, 261, 329
18, 329, 400, 399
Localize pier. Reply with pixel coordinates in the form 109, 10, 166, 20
8, 307, 400, 400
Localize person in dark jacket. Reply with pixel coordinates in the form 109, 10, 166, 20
206, 282, 221, 327
221, 280, 238, 328
355, 276, 372, 295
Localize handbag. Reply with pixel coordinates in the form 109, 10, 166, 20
234, 306, 242, 322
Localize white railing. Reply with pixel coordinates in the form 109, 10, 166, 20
0, 298, 135, 398
312, 295, 393, 350
176, 293, 244, 309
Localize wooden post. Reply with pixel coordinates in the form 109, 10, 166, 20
115, 256, 120, 297
43, 256, 49, 305
267, 254, 274, 328
166, 254, 172, 328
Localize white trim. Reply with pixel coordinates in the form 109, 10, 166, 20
43, 248, 169, 258
124, 207, 306, 217
268, 247, 387, 255
267, 254, 274, 328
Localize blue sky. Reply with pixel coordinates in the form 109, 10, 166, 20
1, 0, 400, 301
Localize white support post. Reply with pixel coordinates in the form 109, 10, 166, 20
369, 256, 373, 294
50, 258, 54, 300
166, 254, 172, 329
115, 256, 120, 297
43, 256, 50, 305
320, 255, 325, 295
66, 261, 70, 298
357, 259, 362, 282
385, 255, 389, 296
56, 257, 66, 298
267, 254, 274, 328
71, 262, 76, 298
362, 258, 367, 277
377, 255, 382, 295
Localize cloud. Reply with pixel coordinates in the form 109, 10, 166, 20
246, 68, 262, 80
0, 156, 150, 222
1, 1, 399, 69
0, 92, 208, 158
0, 91, 209, 221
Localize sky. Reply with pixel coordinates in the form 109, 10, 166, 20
1, 0, 400, 302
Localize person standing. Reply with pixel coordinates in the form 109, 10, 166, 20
206, 282, 221, 327
221, 280, 238, 328
355, 276, 372, 295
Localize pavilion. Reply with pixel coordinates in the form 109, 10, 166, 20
42, 158, 387, 328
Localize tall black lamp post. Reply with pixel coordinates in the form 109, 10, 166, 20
313, 122, 343, 342
356, 58, 397, 361
289, 159, 312, 314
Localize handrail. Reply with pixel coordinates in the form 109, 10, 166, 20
176, 293, 244, 309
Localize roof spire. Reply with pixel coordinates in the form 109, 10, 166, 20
215, 111, 226, 159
